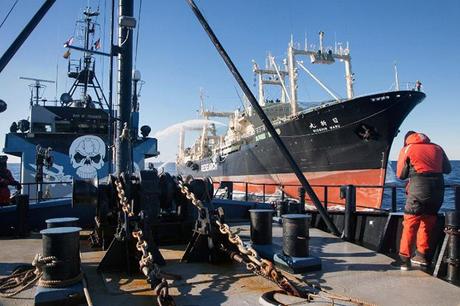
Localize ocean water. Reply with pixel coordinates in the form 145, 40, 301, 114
383, 160, 459, 211
9, 161, 459, 210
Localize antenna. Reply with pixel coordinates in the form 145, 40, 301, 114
19, 77, 55, 83
199, 87, 205, 116
334, 32, 337, 53
304, 32, 308, 51
394, 62, 400, 91
19, 77, 55, 105
319, 31, 324, 52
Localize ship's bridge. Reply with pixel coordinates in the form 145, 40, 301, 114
29, 105, 108, 135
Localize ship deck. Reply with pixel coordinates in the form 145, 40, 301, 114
1, 224, 459, 306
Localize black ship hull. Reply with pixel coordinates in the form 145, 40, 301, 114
177, 90, 425, 208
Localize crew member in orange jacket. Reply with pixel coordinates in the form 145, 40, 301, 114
395, 131, 451, 270
0, 155, 21, 206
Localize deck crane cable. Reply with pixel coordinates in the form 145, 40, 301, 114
100, 0, 107, 90
133, 0, 142, 69
0, 0, 19, 30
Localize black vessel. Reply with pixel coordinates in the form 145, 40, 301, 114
3, 7, 157, 200
177, 33, 425, 209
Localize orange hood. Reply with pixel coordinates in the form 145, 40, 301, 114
406, 132, 431, 145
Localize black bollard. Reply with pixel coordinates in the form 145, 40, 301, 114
40, 227, 81, 282
46, 217, 79, 228
445, 211, 460, 285
249, 209, 274, 245
282, 214, 311, 257
15, 194, 29, 237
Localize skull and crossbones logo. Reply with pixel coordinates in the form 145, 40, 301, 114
69, 135, 106, 179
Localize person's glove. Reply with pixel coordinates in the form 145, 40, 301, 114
15, 182, 22, 190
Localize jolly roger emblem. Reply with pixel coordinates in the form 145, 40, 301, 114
69, 135, 106, 179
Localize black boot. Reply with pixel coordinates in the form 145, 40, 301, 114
391, 255, 411, 271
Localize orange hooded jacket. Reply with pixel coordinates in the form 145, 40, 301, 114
396, 133, 451, 179
396, 132, 451, 215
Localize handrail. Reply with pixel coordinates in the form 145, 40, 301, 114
217, 180, 460, 212
11, 180, 73, 204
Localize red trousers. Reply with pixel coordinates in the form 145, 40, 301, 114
399, 214, 437, 258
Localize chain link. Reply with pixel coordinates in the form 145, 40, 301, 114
177, 179, 205, 210
115, 179, 133, 217
176, 177, 304, 298
115, 176, 174, 305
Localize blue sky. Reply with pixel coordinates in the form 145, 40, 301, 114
1, 0, 459, 163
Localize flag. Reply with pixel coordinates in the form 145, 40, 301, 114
63, 50, 71, 59
94, 38, 101, 50
63, 36, 74, 48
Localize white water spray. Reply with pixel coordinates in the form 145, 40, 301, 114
154, 119, 225, 139
150, 119, 227, 166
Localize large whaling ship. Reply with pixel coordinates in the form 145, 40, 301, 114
177, 32, 425, 209
3, 7, 157, 200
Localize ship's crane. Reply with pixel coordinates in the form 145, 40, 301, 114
252, 57, 289, 106
287, 31, 353, 115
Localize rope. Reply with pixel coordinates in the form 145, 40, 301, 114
38, 271, 84, 288
0, 254, 83, 297
0, 0, 19, 30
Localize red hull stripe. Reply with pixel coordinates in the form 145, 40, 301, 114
212, 168, 386, 209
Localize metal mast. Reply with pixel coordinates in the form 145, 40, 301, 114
287, 41, 298, 115
116, 0, 135, 175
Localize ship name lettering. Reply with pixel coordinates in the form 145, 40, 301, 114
201, 162, 218, 172
332, 117, 339, 124
320, 120, 327, 127
371, 95, 390, 102
328, 124, 341, 130
312, 127, 328, 133
309, 123, 317, 129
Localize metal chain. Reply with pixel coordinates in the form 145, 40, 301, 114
177, 179, 205, 210
115, 179, 133, 216
176, 178, 303, 298
115, 177, 175, 305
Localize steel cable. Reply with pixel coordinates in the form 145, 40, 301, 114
0, 0, 19, 30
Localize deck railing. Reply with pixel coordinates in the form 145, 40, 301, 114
215, 181, 460, 212
17, 181, 73, 203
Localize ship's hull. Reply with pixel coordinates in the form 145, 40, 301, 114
177, 90, 425, 208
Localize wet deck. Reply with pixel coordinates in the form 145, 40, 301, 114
1, 225, 459, 306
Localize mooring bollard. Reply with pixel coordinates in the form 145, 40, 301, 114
46, 217, 80, 228
282, 214, 311, 257
15, 194, 29, 237
444, 211, 460, 285
274, 213, 321, 273
340, 185, 356, 241
40, 227, 82, 283
249, 209, 274, 245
